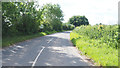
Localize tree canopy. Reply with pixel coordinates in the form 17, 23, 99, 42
2, 2, 64, 36
68, 16, 89, 27
41, 3, 64, 31
2, 2, 89, 37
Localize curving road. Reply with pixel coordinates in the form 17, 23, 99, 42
2, 31, 91, 67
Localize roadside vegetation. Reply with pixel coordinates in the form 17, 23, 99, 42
2, 1, 119, 66
3, 31, 60, 47
70, 24, 119, 66
2, 2, 74, 47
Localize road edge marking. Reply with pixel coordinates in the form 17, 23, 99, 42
31, 46, 45, 68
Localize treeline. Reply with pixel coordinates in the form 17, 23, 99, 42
2, 2, 74, 36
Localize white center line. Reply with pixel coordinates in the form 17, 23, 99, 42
47, 38, 53, 43
31, 46, 45, 68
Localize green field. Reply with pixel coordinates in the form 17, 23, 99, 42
70, 25, 119, 66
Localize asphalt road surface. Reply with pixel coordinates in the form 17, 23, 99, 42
2, 31, 91, 66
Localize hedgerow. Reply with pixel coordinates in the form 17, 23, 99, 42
70, 25, 119, 66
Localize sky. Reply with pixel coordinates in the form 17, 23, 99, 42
38, 0, 119, 25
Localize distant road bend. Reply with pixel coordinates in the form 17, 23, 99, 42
2, 31, 91, 66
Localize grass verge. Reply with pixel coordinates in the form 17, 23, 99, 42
2, 31, 59, 47
70, 32, 118, 66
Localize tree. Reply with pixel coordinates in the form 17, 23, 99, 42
2, 2, 64, 36
2, 2, 19, 36
68, 16, 89, 27
42, 3, 64, 31
2, 2, 40, 35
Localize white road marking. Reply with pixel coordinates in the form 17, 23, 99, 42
10, 50, 16, 53
47, 38, 53, 43
16, 46, 24, 48
31, 46, 45, 68
31, 38, 53, 68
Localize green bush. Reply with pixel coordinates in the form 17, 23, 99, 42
70, 25, 118, 66
73, 25, 118, 49
16, 14, 39, 35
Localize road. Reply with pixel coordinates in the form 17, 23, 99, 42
2, 31, 91, 67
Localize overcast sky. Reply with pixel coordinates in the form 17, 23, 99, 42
38, 0, 119, 25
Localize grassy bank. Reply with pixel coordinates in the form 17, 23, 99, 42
2, 31, 60, 47
70, 25, 118, 66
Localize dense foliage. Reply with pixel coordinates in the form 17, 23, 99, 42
68, 16, 89, 27
74, 25, 119, 49
62, 23, 75, 30
2, 2, 64, 36
70, 25, 118, 66
41, 4, 64, 31
2, 2, 38, 35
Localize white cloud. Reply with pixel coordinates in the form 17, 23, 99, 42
38, 0, 119, 25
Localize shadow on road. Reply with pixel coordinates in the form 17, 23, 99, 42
2, 31, 89, 66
